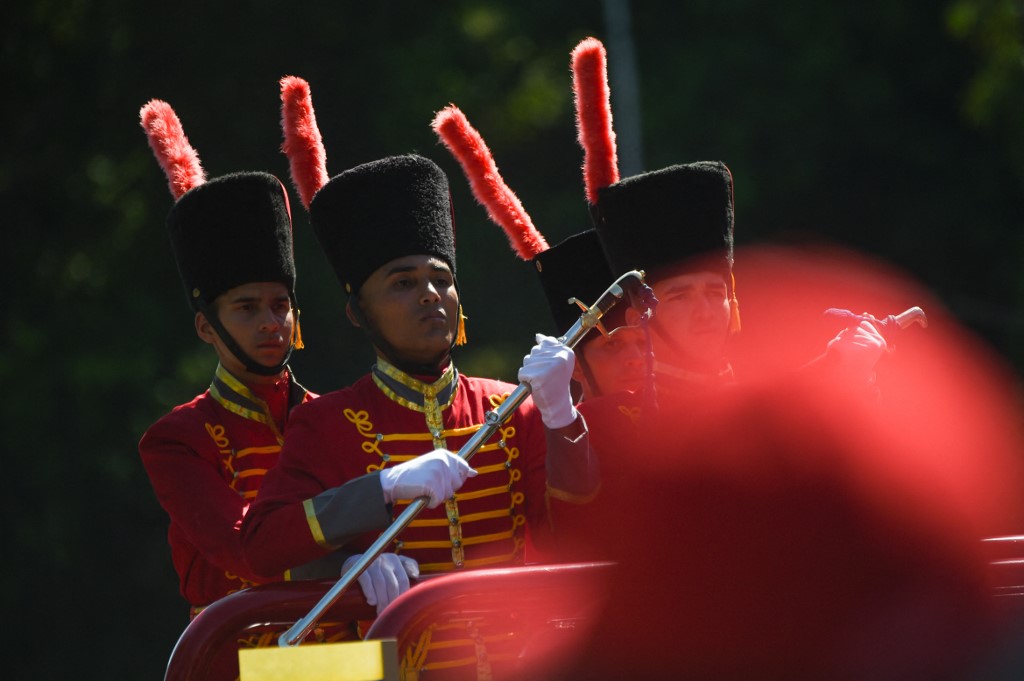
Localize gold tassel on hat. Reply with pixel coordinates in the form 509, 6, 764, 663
292, 310, 305, 350
455, 305, 468, 346
729, 273, 741, 334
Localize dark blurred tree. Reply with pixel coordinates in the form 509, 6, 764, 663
947, 0, 1024, 150
2, 1, 1022, 678
627, 0, 1024, 366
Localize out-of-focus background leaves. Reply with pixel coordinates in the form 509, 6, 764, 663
2, 0, 1022, 677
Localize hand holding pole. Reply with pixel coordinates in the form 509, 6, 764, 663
278, 270, 650, 646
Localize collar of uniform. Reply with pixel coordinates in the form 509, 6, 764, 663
653, 359, 735, 386
372, 358, 459, 413
209, 363, 288, 444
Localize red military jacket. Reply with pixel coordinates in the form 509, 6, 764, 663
552, 366, 736, 561
243, 359, 594, 577
139, 364, 314, 608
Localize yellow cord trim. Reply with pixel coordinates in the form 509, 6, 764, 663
403, 624, 434, 677
205, 423, 229, 448
419, 654, 514, 671
393, 481, 512, 507
232, 445, 280, 458
343, 409, 375, 437
341, 414, 491, 450
209, 364, 284, 445
425, 394, 446, 450
414, 628, 515, 647
444, 425, 484, 438
472, 461, 511, 476
445, 497, 464, 564
415, 638, 475, 652
451, 485, 515, 501
400, 528, 516, 551
241, 631, 279, 649
406, 517, 454, 528
457, 508, 517, 524
303, 498, 332, 549
345, 395, 505, 474
373, 359, 457, 411
618, 404, 642, 426
418, 550, 522, 573
400, 539, 461, 550
461, 528, 519, 545
383, 433, 435, 443
400, 623, 514, 680
210, 385, 270, 425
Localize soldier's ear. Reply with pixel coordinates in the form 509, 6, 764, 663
195, 311, 217, 345
344, 299, 362, 329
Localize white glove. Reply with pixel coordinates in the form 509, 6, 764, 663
518, 333, 578, 430
380, 449, 476, 509
342, 552, 419, 615
827, 320, 887, 384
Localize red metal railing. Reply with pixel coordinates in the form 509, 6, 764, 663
164, 562, 610, 681
165, 540, 1024, 681
165, 579, 377, 681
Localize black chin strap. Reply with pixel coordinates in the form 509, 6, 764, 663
623, 281, 660, 414
638, 313, 659, 414
196, 298, 294, 377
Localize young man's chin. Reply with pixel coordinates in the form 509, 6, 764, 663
250, 348, 288, 368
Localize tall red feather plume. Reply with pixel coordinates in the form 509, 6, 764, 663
432, 105, 549, 260
139, 100, 206, 199
572, 37, 619, 205
279, 76, 329, 210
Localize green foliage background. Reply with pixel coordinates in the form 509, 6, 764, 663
2, 1, 1022, 677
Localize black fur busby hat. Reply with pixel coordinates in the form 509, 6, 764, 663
141, 98, 302, 375
167, 171, 295, 309
534, 230, 627, 335
593, 161, 734, 284
309, 154, 456, 294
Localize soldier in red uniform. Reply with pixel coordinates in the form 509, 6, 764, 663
241, 78, 596, 678
532, 230, 649, 402
136, 101, 341, 620
427, 104, 649, 406
536, 39, 889, 563
242, 152, 594, 580
568, 38, 885, 405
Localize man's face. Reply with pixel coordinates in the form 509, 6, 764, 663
577, 326, 647, 399
649, 270, 731, 370
353, 254, 459, 367
197, 281, 294, 379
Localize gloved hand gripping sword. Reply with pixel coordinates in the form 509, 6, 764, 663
824, 306, 928, 341
278, 270, 652, 646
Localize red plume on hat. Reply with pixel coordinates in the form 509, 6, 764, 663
139, 100, 206, 199
432, 104, 549, 260
280, 75, 329, 210
572, 37, 619, 205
